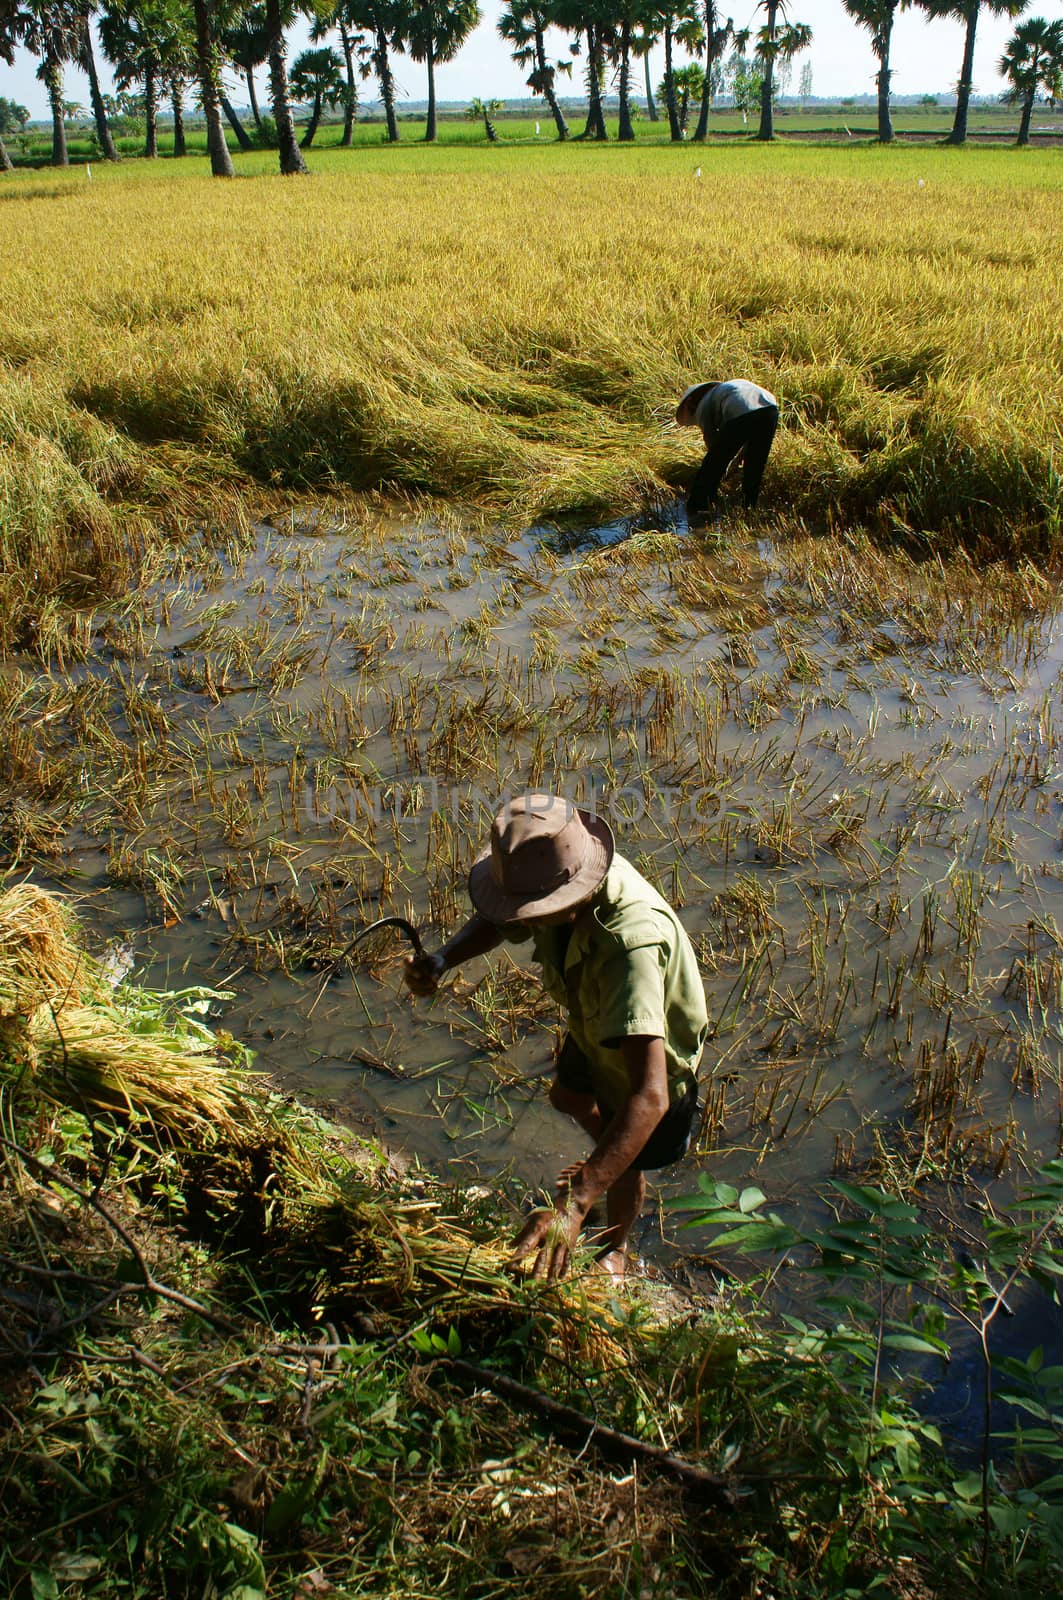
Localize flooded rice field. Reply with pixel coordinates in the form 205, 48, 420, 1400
6, 502, 1063, 1272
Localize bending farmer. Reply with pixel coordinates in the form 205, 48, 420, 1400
404, 794, 708, 1282
677, 379, 779, 517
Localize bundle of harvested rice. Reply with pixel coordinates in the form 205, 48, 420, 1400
27, 1001, 257, 1144
0, 882, 102, 1020
0, 882, 266, 1147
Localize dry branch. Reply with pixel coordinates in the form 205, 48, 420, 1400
445, 1356, 735, 1507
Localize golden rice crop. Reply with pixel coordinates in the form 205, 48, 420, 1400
0, 880, 256, 1140
1, 141, 1061, 644
24, 1000, 254, 1139
0, 881, 98, 1018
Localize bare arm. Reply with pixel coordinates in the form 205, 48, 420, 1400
511, 1036, 669, 1280
404, 912, 507, 995
567, 1037, 668, 1214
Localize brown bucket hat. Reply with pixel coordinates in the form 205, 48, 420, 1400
469, 793, 614, 924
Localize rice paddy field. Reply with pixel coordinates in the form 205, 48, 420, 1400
2, 141, 1062, 644
2, 141, 1062, 1247
4, 140, 1063, 1596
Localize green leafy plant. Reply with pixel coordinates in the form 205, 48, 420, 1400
670, 1162, 1063, 1585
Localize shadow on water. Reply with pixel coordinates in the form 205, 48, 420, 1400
535, 499, 688, 555
918, 1280, 1063, 1458
10, 496, 1063, 1452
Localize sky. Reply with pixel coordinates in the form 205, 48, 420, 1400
4, 1, 1062, 121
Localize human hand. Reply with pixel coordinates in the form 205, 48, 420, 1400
403, 951, 445, 996
553, 1162, 585, 1204
509, 1202, 585, 1282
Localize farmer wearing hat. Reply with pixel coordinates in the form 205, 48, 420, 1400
676, 378, 779, 518
404, 794, 708, 1282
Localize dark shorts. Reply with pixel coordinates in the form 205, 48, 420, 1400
555, 1036, 699, 1172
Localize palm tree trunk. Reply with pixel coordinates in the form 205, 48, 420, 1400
376, 26, 399, 141
144, 65, 158, 157
756, 0, 777, 140
693, 0, 717, 141
534, 20, 568, 138
301, 91, 322, 147
193, 0, 235, 176
425, 41, 437, 140
580, 29, 594, 136
757, 60, 774, 139
170, 79, 186, 157
340, 21, 356, 145
245, 67, 262, 131
947, 2, 977, 145
0, 135, 12, 172
1017, 85, 1035, 145
582, 26, 607, 139
664, 23, 681, 141
618, 19, 634, 140
694, 70, 711, 140
266, 0, 307, 172
483, 107, 498, 141
221, 95, 254, 150
644, 49, 658, 120
876, 26, 893, 141
44, 58, 69, 167
271, 54, 308, 165
82, 22, 119, 161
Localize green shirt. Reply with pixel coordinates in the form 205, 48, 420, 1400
505, 855, 708, 1111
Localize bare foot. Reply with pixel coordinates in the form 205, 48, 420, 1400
593, 1248, 628, 1283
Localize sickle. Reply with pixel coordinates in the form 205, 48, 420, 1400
307, 915, 427, 1019
337, 915, 426, 965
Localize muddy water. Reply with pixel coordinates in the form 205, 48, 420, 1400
15, 505, 1063, 1272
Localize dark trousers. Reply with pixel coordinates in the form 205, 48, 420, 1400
688, 406, 779, 514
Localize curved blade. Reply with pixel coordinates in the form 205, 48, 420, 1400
343, 916, 426, 961
307, 916, 428, 1020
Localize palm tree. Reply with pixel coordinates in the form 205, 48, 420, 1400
110, 0, 196, 158
634, 29, 658, 119
999, 14, 1063, 142
752, 0, 811, 140
692, 0, 736, 139
99, 0, 166, 156
919, 0, 1029, 144
609, 0, 657, 140
76, 4, 118, 158
653, 0, 701, 141
219, 91, 254, 147
192, 0, 235, 174
20, 2, 79, 165
289, 44, 344, 146
159, 5, 195, 155
498, 0, 570, 139
842, 0, 908, 141
551, 0, 613, 139
466, 93, 502, 139
0, 0, 23, 168
403, 0, 480, 142
310, 2, 362, 146
349, 0, 402, 141
257, 0, 307, 172
662, 59, 703, 130
223, 4, 268, 130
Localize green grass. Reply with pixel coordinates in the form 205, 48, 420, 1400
15, 100, 1061, 162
